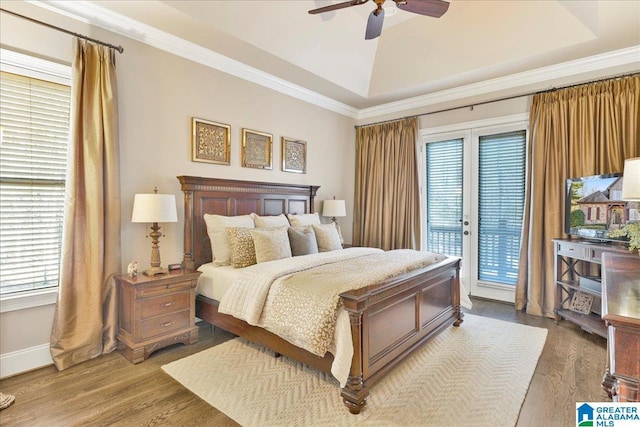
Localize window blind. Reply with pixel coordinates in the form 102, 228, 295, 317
0, 71, 70, 295
477, 130, 526, 285
425, 139, 463, 257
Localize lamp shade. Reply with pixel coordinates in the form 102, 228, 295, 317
323, 199, 346, 218
131, 193, 178, 223
621, 157, 640, 201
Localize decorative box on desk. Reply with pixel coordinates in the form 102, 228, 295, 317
116, 269, 201, 364
553, 238, 631, 338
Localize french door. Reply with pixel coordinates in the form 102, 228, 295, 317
421, 120, 527, 302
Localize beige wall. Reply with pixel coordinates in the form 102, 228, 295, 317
0, 3, 355, 374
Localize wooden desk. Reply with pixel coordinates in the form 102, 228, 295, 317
601, 252, 640, 402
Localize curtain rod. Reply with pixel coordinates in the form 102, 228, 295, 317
0, 8, 124, 54
355, 72, 639, 129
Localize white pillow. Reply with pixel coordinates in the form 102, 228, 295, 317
250, 213, 290, 228
287, 212, 321, 227
203, 214, 254, 266
312, 223, 343, 252
250, 226, 292, 263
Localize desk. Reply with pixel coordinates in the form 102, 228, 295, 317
601, 252, 640, 402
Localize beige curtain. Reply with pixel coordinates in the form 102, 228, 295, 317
353, 117, 421, 250
516, 75, 640, 317
50, 39, 121, 370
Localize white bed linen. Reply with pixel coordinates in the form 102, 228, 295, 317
196, 263, 241, 301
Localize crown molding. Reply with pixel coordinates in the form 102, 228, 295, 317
29, 0, 359, 118
30, 1, 639, 120
357, 45, 640, 120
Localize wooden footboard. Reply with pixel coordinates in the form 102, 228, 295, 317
340, 256, 462, 413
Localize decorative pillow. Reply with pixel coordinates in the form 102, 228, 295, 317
287, 212, 321, 227
250, 226, 292, 263
312, 223, 343, 252
250, 213, 290, 228
288, 226, 319, 256
226, 227, 257, 268
203, 214, 254, 266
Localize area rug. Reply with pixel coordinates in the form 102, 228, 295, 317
162, 314, 547, 426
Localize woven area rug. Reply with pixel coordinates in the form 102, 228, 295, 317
162, 314, 547, 426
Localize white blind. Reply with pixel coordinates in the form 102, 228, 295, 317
477, 130, 526, 285
425, 139, 463, 257
0, 71, 71, 295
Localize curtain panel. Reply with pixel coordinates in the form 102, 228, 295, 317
353, 117, 421, 250
516, 75, 640, 317
50, 39, 121, 370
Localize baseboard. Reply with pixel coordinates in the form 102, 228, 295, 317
0, 343, 53, 379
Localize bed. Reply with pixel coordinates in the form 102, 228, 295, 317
177, 175, 463, 414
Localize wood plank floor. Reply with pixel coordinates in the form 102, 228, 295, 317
0, 298, 608, 426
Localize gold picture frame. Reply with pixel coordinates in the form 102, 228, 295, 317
242, 128, 273, 170
281, 137, 307, 174
191, 117, 231, 165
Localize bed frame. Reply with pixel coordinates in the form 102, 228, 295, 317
178, 175, 463, 414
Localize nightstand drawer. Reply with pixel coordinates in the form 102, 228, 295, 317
140, 291, 190, 319
138, 280, 193, 298
140, 310, 190, 340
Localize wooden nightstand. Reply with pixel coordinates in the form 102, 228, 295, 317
116, 269, 201, 364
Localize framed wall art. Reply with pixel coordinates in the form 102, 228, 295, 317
191, 117, 231, 165
281, 136, 307, 174
242, 128, 273, 170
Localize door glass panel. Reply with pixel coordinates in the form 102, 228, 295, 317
425, 139, 463, 256
477, 130, 526, 285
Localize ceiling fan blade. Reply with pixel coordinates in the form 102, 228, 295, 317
309, 0, 369, 15
365, 8, 385, 40
395, 0, 449, 18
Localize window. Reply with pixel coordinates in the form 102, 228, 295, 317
0, 51, 71, 298
477, 130, 526, 285
425, 139, 463, 257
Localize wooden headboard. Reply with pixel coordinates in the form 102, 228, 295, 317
177, 176, 320, 270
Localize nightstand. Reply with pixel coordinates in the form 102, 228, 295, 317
116, 269, 201, 364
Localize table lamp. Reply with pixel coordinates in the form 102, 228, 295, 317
131, 188, 177, 275
323, 197, 346, 243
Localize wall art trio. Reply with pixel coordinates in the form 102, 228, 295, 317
191, 117, 306, 174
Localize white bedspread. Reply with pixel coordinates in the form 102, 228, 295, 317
219, 248, 382, 386
218, 248, 469, 387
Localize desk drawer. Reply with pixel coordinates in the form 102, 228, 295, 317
138, 280, 193, 298
140, 291, 190, 319
140, 310, 189, 340
557, 241, 585, 259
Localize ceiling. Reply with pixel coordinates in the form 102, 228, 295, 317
29, 1, 640, 118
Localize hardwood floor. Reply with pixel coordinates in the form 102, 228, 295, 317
0, 298, 608, 426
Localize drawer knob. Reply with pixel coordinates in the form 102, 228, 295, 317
160, 321, 174, 327
163, 301, 175, 307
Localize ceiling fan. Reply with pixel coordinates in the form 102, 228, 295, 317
308, 0, 450, 40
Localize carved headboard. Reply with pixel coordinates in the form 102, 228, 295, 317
177, 176, 320, 270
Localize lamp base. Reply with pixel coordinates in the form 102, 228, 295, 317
143, 266, 168, 276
